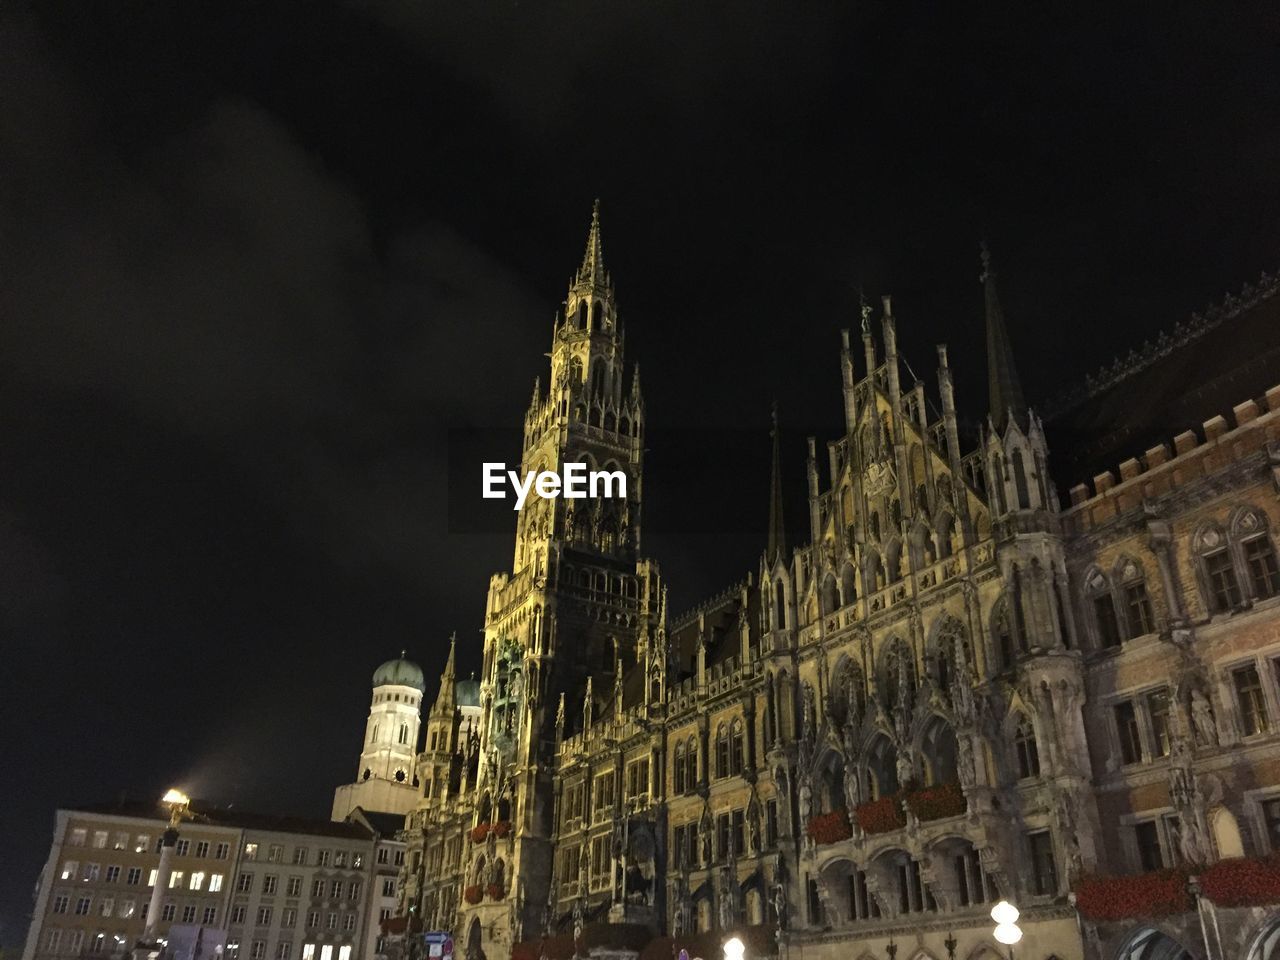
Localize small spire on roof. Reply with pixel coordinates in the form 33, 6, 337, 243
766, 402, 786, 564
981, 241, 1029, 433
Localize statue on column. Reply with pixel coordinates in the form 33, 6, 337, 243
1191, 688, 1219, 747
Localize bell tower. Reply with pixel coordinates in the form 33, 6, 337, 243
461, 202, 662, 959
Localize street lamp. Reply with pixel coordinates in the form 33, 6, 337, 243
723, 937, 745, 960
140, 789, 192, 951
990, 900, 1021, 960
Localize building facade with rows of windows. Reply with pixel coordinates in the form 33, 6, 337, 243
391, 207, 1280, 960
20, 801, 406, 960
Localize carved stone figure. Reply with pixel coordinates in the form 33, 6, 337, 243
798, 778, 813, 824
572, 900, 584, 943
957, 732, 977, 787
771, 883, 787, 930
1192, 689, 1219, 746
718, 868, 736, 931
843, 763, 862, 812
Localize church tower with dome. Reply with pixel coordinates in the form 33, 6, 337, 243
331, 653, 427, 820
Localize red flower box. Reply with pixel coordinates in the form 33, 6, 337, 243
463, 884, 483, 905
470, 823, 491, 844
1201, 855, 1280, 907
855, 796, 906, 835
486, 883, 503, 900
903, 781, 965, 822
806, 810, 853, 845
1074, 869, 1192, 921
492, 820, 512, 839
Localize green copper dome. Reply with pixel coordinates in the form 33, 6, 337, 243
373, 652, 425, 692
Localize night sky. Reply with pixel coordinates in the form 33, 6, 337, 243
3, 0, 1280, 947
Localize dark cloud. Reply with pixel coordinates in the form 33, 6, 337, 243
3, 0, 1280, 949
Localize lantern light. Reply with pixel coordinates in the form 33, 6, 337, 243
723, 937, 745, 960
990, 900, 1019, 926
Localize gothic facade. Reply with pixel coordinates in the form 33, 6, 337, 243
394, 207, 1280, 960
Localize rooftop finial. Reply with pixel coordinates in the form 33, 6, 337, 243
981, 241, 1028, 433
859, 287, 871, 333
767, 402, 786, 564
577, 199, 605, 286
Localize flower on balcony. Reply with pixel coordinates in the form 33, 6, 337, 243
806, 810, 853, 845
854, 796, 906, 835
470, 823, 491, 844
485, 883, 503, 900
1073, 869, 1192, 921
903, 781, 966, 822
492, 820, 512, 839
463, 884, 483, 905
1200, 854, 1280, 907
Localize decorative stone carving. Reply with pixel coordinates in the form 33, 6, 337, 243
1192, 688, 1219, 747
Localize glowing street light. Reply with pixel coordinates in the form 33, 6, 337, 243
723, 937, 745, 960
990, 900, 1022, 959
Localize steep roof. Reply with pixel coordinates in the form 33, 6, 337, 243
1046, 271, 1280, 484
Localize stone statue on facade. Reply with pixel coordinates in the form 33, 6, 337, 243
956, 731, 977, 788
718, 868, 736, 932
572, 900, 584, 944
1191, 688, 1219, 747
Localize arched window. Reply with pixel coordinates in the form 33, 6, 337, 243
884, 538, 903, 584
685, 736, 699, 791
774, 579, 787, 630
399, 723, 409, 745
674, 741, 687, 795
820, 574, 839, 616
1235, 509, 1280, 602
840, 562, 858, 606
715, 723, 730, 779
371, 723, 380, 742
1115, 558, 1154, 638
1014, 716, 1039, 780
990, 456, 1007, 513
730, 719, 745, 775
1085, 568, 1122, 648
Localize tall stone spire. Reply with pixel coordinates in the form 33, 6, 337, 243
981, 242, 1028, 433
577, 198, 605, 288
767, 402, 786, 563
432, 633, 458, 717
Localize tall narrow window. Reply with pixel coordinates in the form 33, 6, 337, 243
1028, 831, 1057, 895
1135, 821, 1164, 872
1205, 550, 1242, 612
398, 724, 408, 745
1114, 701, 1142, 764
715, 725, 729, 779
1012, 450, 1031, 510
1245, 537, 1280, 600
774, 580, 786, 630
1014, 718, 1040, 779
1146, 689, 1171, 759
1094, 594, 1122, 648
1235, 664, 1269, 736
729, 719, 745, 776
673, 741, 687, 796
1124, 578, 1154, 637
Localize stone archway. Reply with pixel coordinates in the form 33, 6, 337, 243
1113, 927, 1195, 960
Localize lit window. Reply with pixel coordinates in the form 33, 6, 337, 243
99, 897, 114, 917
60, 861, 78, 881
134, 835, 150, 854
319, 947, 333, 960
244, 843, 259, 861
302, 946, 316, 960
169, 871, 184, 889
190, 872, 205, 891
68, 829, 87, 847
113, 833, 129, 851
120, 900, 136, 919
339, 947, 351, 960
209, 874, 224, 892
92, 831, 108, 849
147, 870, 158, 888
